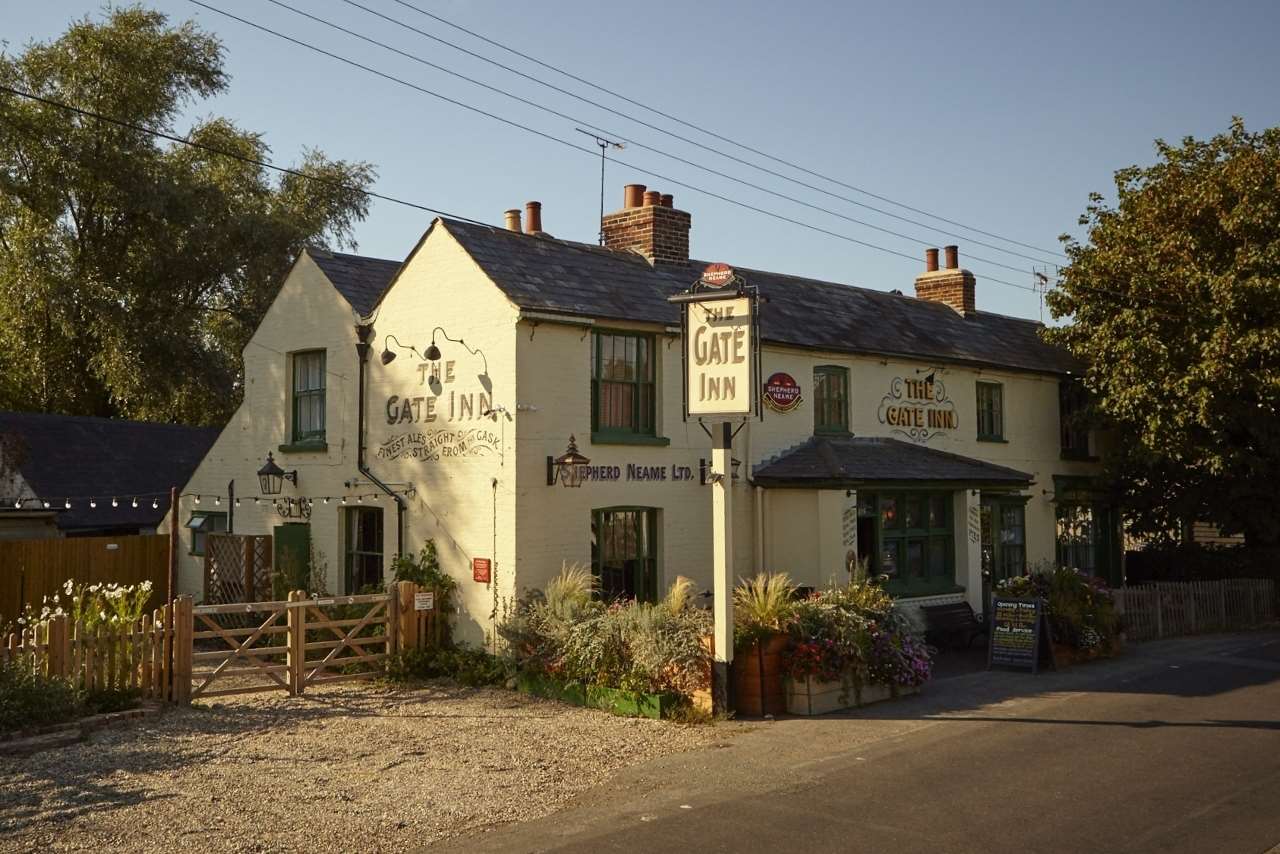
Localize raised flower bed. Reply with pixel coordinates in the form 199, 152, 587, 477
515, 671, 682, 720
997, 566, 1121, 666
786, 676, 918, 716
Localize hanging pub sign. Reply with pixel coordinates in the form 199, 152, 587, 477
762, 372, 802, 413
670, 264, 761, 422
987, 597, 1056, 673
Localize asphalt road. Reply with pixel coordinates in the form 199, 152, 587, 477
432, 632, 1280, 854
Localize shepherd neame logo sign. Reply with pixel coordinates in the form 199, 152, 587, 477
877, 371, 957, 444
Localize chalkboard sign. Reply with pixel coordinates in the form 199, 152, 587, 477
987, 597, 1055, 673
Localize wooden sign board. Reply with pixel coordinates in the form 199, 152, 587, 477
987, 597, 1056, 673
472, 557, 491, 584
414, 591, 435, 612
684, 295, 755, 419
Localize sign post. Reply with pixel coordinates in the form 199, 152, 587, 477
669, 264, 761, 714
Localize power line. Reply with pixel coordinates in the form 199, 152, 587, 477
0, 82, 1176, 316
264, 0, 1044, 277
386, 0, 1066, 261
183, 1, 1048, 294
258, 0, 1041, 279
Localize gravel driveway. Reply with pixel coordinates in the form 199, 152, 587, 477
0, 682, 727, 852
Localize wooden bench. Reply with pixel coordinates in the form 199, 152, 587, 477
921, 602, 988, 649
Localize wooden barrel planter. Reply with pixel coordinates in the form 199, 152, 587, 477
732, 633, 789, 716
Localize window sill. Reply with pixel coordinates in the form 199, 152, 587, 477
590, 432, 671, 447
1059, 451, 1099, 462
278, 440, 329, 454
814, 430, 852, 439
977, 436, 1008, 444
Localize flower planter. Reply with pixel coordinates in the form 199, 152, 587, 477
732, 633, 789, 717
515, 672, 681, 720
785, 675, 920, 716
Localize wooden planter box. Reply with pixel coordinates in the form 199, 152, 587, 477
515, 672, 680, 720
732, 633, 789, 717
785, 675, 920, 716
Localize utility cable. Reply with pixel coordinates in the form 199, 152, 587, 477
386, 0, 1066, 261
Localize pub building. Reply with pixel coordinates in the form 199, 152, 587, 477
173, 186, 1119, 646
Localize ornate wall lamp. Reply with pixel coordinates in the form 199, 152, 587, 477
546, 436, 590, 487
699, 457, 742, 485
257, 452, 297, 495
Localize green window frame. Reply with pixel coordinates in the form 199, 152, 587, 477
186, 511, 227, 557
976, 381, 1004, 441
813, 365, 850, 435
292, 350, 326, 444
591, 507, 659, 603
1059, 380, 1090, 458
873, 491, 957, 597
344, 506, 384, 593
980, 497, 1027, 583
591, 332, 657, 440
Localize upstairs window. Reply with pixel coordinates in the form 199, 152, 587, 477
1060, 380, 1090, 458
292, 350, 326, 444
591, 332, 656, 438
976, 381, 1004, 441
813, 365, 850, 435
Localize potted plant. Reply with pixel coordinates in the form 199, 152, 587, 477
732, 572, 795, 716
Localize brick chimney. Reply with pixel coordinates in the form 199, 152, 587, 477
601, 184, 691, 266
914, 244, 976, 315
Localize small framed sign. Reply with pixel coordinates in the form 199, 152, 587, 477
414, 591, 435, 612
472, 557, 492, 584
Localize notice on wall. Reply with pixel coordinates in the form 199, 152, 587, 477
988, 597, 1054, 673
414, 591, 435, 612
685, 296, 754, 418
472, 557, 492, 584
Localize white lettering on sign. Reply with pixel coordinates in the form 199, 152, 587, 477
686, 296, 753, 417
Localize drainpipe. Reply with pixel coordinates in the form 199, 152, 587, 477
355, 323, 405, 557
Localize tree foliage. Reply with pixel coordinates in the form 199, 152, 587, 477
0, 6, 375, 425
1046, 119, 1280, 546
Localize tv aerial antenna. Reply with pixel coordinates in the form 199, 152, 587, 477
1032, 265, 1055, 323
576, 128, 625, 245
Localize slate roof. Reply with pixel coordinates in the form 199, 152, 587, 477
438, 219, 1079, 375
0, 412, 219, 532
752, 436, 1033, 487
307, 249, 401, 316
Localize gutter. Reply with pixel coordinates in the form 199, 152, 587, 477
355, 323, 405, 557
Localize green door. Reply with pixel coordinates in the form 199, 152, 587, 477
273, 523, 311, 595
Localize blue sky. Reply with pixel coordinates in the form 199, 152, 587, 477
8, 0, 1280, 322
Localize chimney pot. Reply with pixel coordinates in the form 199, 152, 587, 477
504, 209, 522, 233
624, 184, 646, 209
660, 193, 673, 208
643, 190, 661, 207
944, 245, 959, 270
525, 201, 542, 234
925, 248, 939, 272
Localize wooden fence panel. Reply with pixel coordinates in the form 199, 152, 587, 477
0, 534, 168, 625
1120, 579, 1277, 643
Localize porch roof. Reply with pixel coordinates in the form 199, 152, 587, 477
752, 436, 1033, 488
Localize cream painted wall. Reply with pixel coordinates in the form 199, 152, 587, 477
168, 250, 367, 600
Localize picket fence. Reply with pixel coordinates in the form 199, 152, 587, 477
1115, 579, 1278, 642
0, 582, 442, 704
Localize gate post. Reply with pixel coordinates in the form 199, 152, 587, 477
396, 581, 418, 653
287, 590, 307, 695
172, 595, 193, 705
387, 583, 401, 656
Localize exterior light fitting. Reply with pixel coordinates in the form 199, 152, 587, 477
381, 334, 422, 366
90, 498, 97, 508
424, 341, 441, 361
257, 451, 297, 496
112, 497, 119, 508
381, 348, 396, 365
547, 435, 590, 487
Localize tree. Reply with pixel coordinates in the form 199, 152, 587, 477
0, 6, 374, 425
1046, 118, 1280, 547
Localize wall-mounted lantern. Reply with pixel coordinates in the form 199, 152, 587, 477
547, 436, 590, 487
257, 452, 297, 496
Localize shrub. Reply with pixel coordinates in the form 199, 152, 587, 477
385, 644, 510, 687
499, 567, 712, 698
391, 541, 458, 645
0, 663, 80, 733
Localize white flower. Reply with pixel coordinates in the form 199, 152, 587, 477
99, 610, 108, 621
64, 580, 74, 595
141, 581, 153, 592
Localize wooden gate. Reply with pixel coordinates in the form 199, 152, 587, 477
292, 591, 394, 691
203, 534, 273, 604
